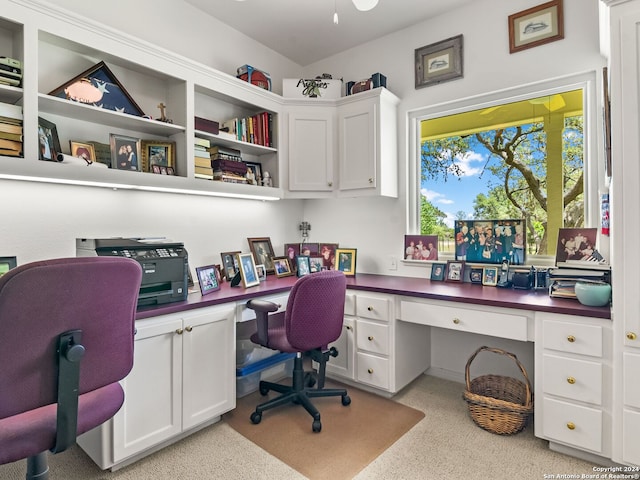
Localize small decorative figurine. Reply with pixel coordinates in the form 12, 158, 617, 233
262, 171, 272, 187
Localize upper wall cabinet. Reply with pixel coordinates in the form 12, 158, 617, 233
283, 88, 400, 199
0, 1, 283, 201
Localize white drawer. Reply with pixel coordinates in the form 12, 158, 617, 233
622, 409, 640, 465
399, 300, 528, 341
542, 319, 603, 357
542, 397, 603, 453
236, 293, 289, 322
356, 295, 390, 322
623, 352, 640, 409
344, 293, 356, 316
356, 319, 389, 355
356, 351, 390, 389
543, 354, 602, 405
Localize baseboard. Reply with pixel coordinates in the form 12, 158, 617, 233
425, 366, 465, 384
548, 441, 615, 467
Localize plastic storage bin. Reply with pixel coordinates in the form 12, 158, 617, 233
236, 352, 295, 398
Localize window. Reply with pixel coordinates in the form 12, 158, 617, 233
411, 77, 597, 263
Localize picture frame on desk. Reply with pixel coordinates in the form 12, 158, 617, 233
446, 260, 464, 282
255, 264, 266, 282
284, 243, 301, 273
38, 117, 61, 161
296, 256, 311, 277
483, 266, 499, 286
300, 243, 319, 256
335, 248, 357, 276
220, 251, 241, 281
430, 263, 446, 281
70, 141, 96, 163
110, 134, 141, 171
470, 267, 484, 284
142, 140, 175, 173
247, 237, 275, 275
309, 256, 323, 273
195, 264, 221, 296
244, 161, 262, 186
273, 256, 293, 278
237, 253, 260, 288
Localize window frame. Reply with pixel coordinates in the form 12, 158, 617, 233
407, 71, 602, 265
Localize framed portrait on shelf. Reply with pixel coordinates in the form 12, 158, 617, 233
70, 141, 96, 163
555, 227, 599, 264
272, 256, 293, 278
319, 243, 339, 270
244, 161, 262, 186
404, 235, 438, 261
454, 219, 526, 265
195, 265, 221, 296
482, 266, 499, 286
309, 256, 323, 273
255, 264, 266, 282
335, 248, 357, 276
430, 263, 446, 281
141, 140, 175, 173
237, 253, 260, 288
38, 117, 61, 161
300, 243, 319, 256
220, 251, 241, 282
110, 134, 141, 171
284, 243, 301, 273
48, 61, 145, 117
296, 256, 311, 277
470, 267, 484, 284
446, 260, 465, 282
415, 34, 463, 89
247, 237, 275, 275
508, 0, 564, 54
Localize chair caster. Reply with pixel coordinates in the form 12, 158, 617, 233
259, 385, 270, 395
250, 412, 262, 424
304, 372, 317, 388
312, 419, 322, 432
342, 394, 351, 406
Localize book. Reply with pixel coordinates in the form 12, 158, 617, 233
208, 145, 242, 157
0, 147, 21, 157
0, 138, 21, 150
195, 156, 214, 168
194, 165, 213, 177
212, 159, 247, 176
194, 137, 211, 148
194, 116, 219, 135
0, 130, 22, 142
87, 141, 112, 167
194, 148, 210, 159
0, 122, 22, 135
0, 101, 21, 120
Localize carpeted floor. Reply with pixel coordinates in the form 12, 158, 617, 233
224, 380, 425, 479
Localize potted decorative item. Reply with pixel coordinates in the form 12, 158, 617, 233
574, 280, 612, 307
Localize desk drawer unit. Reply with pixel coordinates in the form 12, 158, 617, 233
356, 319, 389, 356
357, 351, 390, 389
542, 319, 603, 358
356, 295, 391, 322
543, 354, 603, 405
542, 397, 603, 453
399, 300, 528, 341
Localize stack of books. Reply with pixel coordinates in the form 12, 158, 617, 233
548, 264, 611, 300
220, 111, 273, 147
0, 101, 22, 157
208, 145, 247, 183
194, 137, 213, 179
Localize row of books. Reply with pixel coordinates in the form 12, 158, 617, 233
220, 111, 273, 147
0, 101, 23, 157
193, 139, 248, 183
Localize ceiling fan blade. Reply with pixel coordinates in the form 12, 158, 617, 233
352, 0, 379, 12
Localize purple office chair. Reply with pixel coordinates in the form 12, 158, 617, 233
246, 270, 351, 432
0, 257, 142, 480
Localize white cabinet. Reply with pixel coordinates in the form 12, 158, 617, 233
77, 304, 236, 470
534, 313, 612, 458
325, 293, 356, 380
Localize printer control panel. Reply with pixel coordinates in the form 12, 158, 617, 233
108, 248, 183, 259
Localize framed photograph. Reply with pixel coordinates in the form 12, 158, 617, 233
141, 140, 176, 173
237, 253, 260, 288
335, 248, 357, 276
555, 228, 599, 264
454, 219, 526, 265
247, 237, 275, 275
508, 0, 564, 54
603, 67, 612, 179
296, 255, 311, 277
255, 264, 267, 282
284, 243, 301, 273
244, 161, 262, 186
483, 266, 499, 286
110, 134, 141, 171
272, 256, 293, 278
404, 235, 438, 261
38, 117, 61, 161
430, 263, 446, 281
319, 243, 339, 270
70, 141, 96, 163
446, 260, 465, 282
0, 256, 17, 277
220, 251, 241, 281
415, 34, 463, 89
309, 256, 323, 273
48, 61, 145, 117
470, 267, 484, 284
300, 243, 319, 256
195, 264, 221, 296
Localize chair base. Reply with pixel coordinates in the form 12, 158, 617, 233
26, 452, 49, 480
249, 354, 351, 432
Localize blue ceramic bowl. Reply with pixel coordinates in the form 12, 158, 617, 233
574, 281, 611, 307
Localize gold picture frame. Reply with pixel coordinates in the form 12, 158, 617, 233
415, 34, 463, 89
508, 0, 564, 54
70, 141, 96, 162
237, 252, 260, 288
141, 140, 176, 173
334, 248, 357, 276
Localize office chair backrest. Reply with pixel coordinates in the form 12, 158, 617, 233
0, 256, 142, 419
284, 270, 347, 352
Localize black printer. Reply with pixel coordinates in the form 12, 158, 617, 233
76, 238, 188, 307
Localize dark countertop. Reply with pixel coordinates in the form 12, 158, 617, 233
136, 273, 611, 320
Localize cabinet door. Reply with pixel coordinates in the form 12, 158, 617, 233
326, 316, 356, 379
113, 316, 183, 462
182, 305, 236, 430
338, 99, 376, 192
288, 110, 334, 191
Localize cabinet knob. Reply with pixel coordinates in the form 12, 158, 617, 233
346, 325, 352, 331
567, 377, 576, 385
367, 368, 374, 374
368, 178, 373, 184
627, 332, 638, 341
566, 422, 576, 430
453, 318, 460, 325
567, 335, 576, 343
175, 328, 184, 335
367, 306, 374, 311
185, 325, 193, 332
328, 182, 333, 187
368, 335, 374, 341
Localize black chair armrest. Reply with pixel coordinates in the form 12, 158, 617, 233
246, 299, 280, 346
246, 299, 279, 314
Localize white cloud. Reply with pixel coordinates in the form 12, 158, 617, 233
449, 150, 485, 177
421, 188, 454, 205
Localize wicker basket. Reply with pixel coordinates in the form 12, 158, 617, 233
463, 346, 533, 435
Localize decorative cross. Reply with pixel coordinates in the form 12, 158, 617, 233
157, 102, 167, 121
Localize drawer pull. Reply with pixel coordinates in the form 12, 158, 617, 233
627, 332, 638, 341
345, 325, 352, 331
328, 182, 333, 187
367, 306, 374, 312
567, 335, 576, 343
567, 377, 576, 385
368, 336, 374, 341
175, 328, 184, 335
185, 325, 193, 332
367, 368, 374, 374
453, 318, 460, 325
566, 422, 576, 430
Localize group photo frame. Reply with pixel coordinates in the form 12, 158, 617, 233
454, 219, 526, 265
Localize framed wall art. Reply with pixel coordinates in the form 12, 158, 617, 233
415, 34, 463, 89
141, 140, 175, 173
38, 117, 61, 161
195, 264, 221, 296
110, 134, 141, 171
48, 61, 145, 117
237, 253, 260, 288
335, 248, 357, 276
220, 251, 241, 281
247, 237, 275, 274
508, 0, 564, 54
